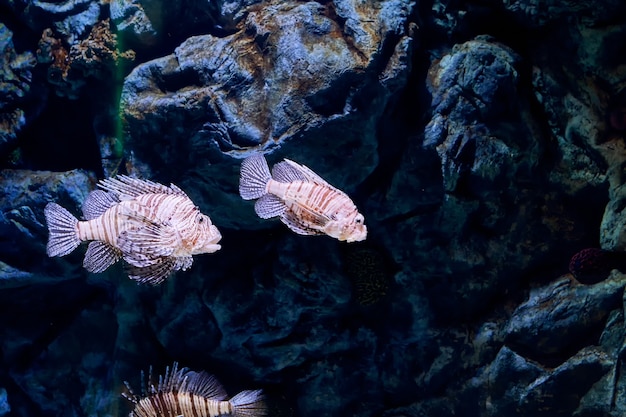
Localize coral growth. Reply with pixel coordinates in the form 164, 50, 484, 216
37, 19, 134, 98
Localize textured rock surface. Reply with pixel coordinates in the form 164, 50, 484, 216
0, 23, 36, 158
0, 0, 626, 416
119, 0, 413, 228
0, 169, 95, 287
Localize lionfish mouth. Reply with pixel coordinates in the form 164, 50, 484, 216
343, 231, 367, 243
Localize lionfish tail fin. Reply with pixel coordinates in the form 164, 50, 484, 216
239, 154, 271, 200
230, 389, 266, 417
44, 203, 81, 257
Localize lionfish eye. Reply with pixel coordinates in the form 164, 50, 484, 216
198, 217, 204, 223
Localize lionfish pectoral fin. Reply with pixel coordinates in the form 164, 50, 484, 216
118, 223, 177, 259
81, 189, 119, 220
254, 194, 286, 219
44, 203, 81, 257
126, 257, 177, 285
174, 256, 193, 271
83, 241, 121, 273
280, 210, 325, 236
122, 250, 157, 268
229, 389, 266, 417
239, 154, 272, 200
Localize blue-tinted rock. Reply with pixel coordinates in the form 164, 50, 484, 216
0, 169, 95, 287
501, 0, 626, 27
504, 275, 626, 362
0, 388, 8, 416
385, 36, 593, 322
518, 347, 613, 416
0, 23, 35, 157
37, 19, 134, 99
110, 0, 262, 46
8, 301, 117, 417
4, 0, 105, 42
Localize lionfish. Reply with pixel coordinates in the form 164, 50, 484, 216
44, 175, 222, 285
123, 362, 266, 417
239, 154, 367, 242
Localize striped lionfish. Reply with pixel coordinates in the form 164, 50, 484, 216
239, 154, 367, 242
44, 175, 222, 285
123, 362, 266, 417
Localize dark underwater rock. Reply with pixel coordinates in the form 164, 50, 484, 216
5, 293, 117, 417
383, 35, 595, 323
517, 347, 613, 417
37, 19, 135, 99
119, 0, 414, 228
0, 23, 36, 159
2, 0, 105, 43
501, 0, 626, 27
110, 0, 262, 47
0, 389, 7, 416
0, 169, 95, 287
504, 275, 626, 364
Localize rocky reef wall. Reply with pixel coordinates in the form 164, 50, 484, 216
1, 0, 626, 416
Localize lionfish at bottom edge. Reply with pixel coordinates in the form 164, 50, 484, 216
123, 362, 266, 417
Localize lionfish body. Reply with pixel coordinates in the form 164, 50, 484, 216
123, 362, 266, 417
44, 176, 222, 284
239, 154, 367, 242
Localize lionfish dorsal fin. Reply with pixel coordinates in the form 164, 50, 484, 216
98, 175, 188, 199
281, 159, 337, 189
82, 189, 119, 220
271, 160, 309, 183
179, 370, 228, 400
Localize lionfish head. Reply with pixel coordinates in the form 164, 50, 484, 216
191, 213, 222, 254
330, 212, 367, 243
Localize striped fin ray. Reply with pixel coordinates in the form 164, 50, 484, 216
83, 241, 121, 273
125, 257, 177, 285
179, 370, 228, 400
159, 362, 188, 392
44, 203, 81, 257
271, 160, 308, 183
98, 175, 187, 199
280, 209, 325, 236
282, 159, 339, 190
81, 190, 119, 220
254, 194, 285, 219
230, 390, 266, 417
239, 154, 272, 200
118, 223, 178, 263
